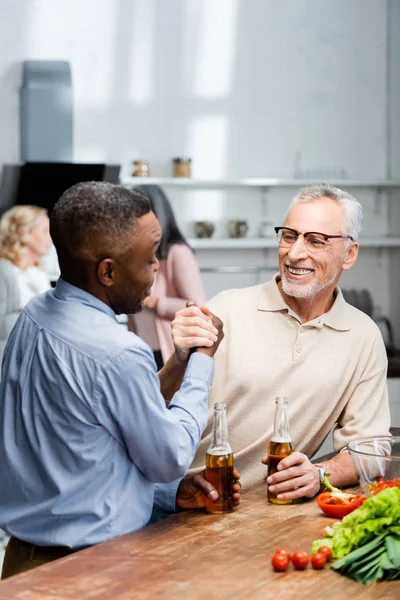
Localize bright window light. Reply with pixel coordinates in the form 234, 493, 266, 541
188, 114, 228, 178
127, 0, 155, 104
184, 0, 238, 98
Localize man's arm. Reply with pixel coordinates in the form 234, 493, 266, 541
96, 345, 215, 484
315, 451, 357, 488
158, 304, 222, 402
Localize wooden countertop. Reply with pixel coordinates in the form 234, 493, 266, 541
0, 481, 398, 599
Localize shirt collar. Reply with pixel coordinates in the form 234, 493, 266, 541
54, 278, 117, 321
257, 273, 350, 331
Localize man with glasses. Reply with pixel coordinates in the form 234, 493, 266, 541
175, 183, 390, 499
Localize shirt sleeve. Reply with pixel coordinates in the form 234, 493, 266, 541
94, 346, 214, 484
156, 245, 206, 320
153, 479, 181, 512
333, 331, 390, 451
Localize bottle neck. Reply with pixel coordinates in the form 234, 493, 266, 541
208, 404, 232, 454
272, 398, 292, 442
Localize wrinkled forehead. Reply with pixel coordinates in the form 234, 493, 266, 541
285, 198, 344, 233
136, 211, 162, 239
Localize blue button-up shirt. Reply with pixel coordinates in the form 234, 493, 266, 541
0, 279, 213, 548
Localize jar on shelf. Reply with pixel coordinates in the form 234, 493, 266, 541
132, 160, 150, 177
173, 157, 191, 178
194, 220, 215, 238
228, 219, 248, 238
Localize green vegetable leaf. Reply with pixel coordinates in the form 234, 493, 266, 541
331, 535, 385, 570
311, 538, 333, 555
331, 488, 400, 559
331, 535, 400, 584
385, 535, 400, 569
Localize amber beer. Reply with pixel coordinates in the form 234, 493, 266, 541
267, 397, 295, 505
205, 403, 234, 514
267, 438, 295, 505
205, 452, 234, 513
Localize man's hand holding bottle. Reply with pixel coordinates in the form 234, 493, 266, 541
176, 468, 241, 511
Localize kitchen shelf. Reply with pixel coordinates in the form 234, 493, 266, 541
189, 238, 277, 249
121, 178, 400, 251
188, 237, 400, 250
121, 177, 400, 189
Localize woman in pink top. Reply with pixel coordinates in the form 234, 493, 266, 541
128, 185, 206, 368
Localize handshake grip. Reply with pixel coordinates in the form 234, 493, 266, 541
185, 301, 224, 358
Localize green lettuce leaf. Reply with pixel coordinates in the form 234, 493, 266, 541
330, 488, 400, 559
311, 537, 333, 555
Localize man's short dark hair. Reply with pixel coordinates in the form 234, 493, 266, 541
50, 181, 151, 269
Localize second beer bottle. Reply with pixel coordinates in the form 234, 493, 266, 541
267, 397, 295, 505
205, 402, 234, 514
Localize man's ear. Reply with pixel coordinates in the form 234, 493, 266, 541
97, 258, 115, 287
342, 242, 359, 272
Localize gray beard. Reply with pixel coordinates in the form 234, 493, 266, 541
280, 270, 339, 299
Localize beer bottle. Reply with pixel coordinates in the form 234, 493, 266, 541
205, 402, 234, 514
267, 397, 295, 505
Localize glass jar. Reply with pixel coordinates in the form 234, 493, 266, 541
132, 160, 150, 177
228, 219, 248, 238
173, 157, 191, 178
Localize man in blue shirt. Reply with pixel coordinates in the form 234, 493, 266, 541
0, 182, 237, 579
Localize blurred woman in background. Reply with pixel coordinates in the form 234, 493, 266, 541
128, 185, 206, 368
0, 205, 52, 367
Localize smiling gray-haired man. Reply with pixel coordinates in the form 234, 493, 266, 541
173, 184, 390, 498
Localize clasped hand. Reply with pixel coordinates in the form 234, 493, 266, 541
171, 303, 224, 362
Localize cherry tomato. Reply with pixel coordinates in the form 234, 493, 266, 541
311, 551, 327, 570
318, 546, 332, 561
271, 552, 290, 572
274, 548, 291, 561
292, 551, 309, 570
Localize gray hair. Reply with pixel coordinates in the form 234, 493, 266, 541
287, 184, 363, 241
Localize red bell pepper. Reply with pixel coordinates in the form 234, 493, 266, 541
368, 477, 400, 495
317, 491, 367, 518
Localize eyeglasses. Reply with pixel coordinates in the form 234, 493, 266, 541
274, 227, 354, 254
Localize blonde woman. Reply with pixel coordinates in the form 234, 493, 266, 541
0, 205, 52, 367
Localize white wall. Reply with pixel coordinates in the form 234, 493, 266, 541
0, 0, 398, 337
0, 0, 391, 177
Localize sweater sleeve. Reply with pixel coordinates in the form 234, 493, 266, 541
333, 328, 390, 451
156, 244, 206, 320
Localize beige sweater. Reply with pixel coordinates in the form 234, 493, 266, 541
188, 275, 390, 487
